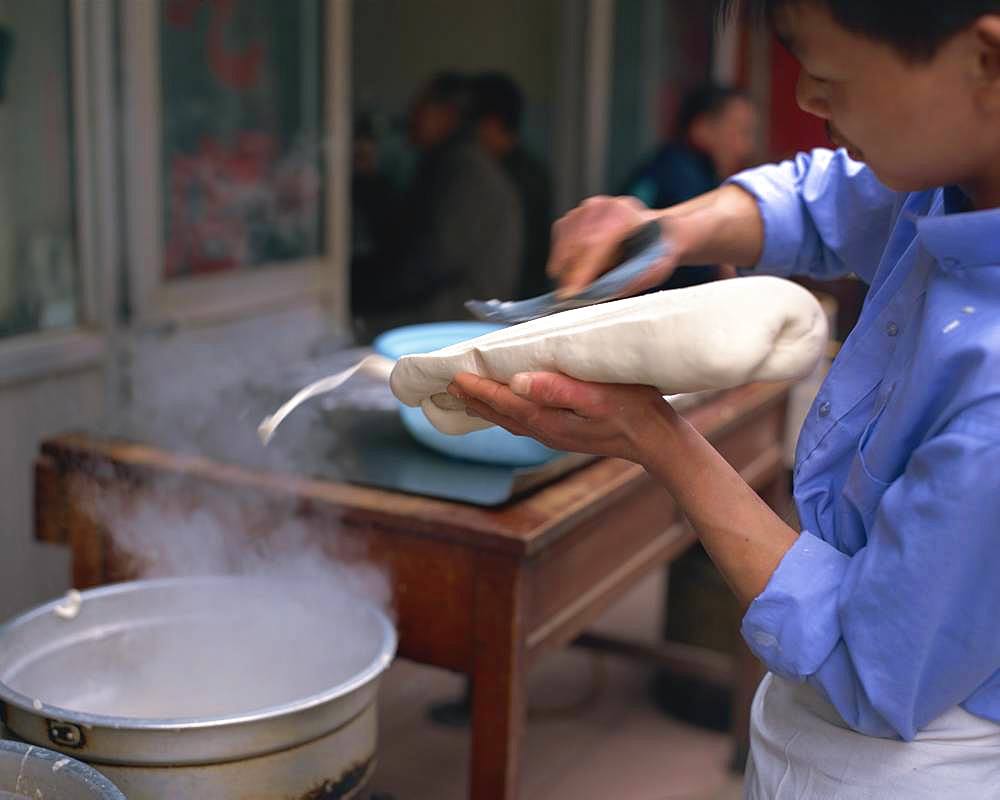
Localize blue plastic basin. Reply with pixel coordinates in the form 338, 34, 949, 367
373, 322, 559, 466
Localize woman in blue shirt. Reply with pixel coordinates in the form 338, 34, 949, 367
449, 0, 1000, 796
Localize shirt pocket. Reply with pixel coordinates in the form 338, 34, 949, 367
856, 382, 904, 484
843, 386, 897, 528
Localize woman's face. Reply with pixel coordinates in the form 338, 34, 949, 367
776, 2, 1000, 194
691, 97, 760, 179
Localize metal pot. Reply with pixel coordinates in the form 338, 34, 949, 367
0, 577, 396, 799
0, 739, 126, 799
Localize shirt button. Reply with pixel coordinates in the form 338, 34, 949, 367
818, 401, 831, 418
886, 321, 899, 337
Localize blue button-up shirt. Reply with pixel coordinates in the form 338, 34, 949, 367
729, 148, 1000, 741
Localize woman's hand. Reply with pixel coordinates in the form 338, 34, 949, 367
546, 186, 765, 297
450, 369, 798, 608
546, 196, 679, 297
447, 370, 674, 465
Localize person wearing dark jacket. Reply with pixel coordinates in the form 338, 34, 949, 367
351, 72, 522, 337
472, 72, 554, 299
623, 84, 758, 288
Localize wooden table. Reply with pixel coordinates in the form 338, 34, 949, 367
34, 382, 789, 800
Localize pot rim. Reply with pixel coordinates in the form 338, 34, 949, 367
0, 738, 127, 798
0, 576, 397, 732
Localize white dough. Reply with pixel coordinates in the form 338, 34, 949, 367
389, 276, 828, 435
53, 589, 82, 620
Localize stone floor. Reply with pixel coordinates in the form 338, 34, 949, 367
368, 568, 746, 800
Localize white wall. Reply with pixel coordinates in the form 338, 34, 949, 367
0, 1, 97, 620
0, 367, 102, 619
352, 0, 560, 159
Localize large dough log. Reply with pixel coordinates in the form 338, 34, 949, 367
390, 275, 828, 435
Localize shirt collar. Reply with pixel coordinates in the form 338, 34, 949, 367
917, 186, 1000, 269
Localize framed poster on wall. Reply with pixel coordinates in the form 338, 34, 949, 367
123, 0, 349, 326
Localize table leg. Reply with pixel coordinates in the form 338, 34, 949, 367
469, 554, 527, 800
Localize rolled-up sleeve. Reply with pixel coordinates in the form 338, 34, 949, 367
727, 148, 900, 283
743, 421, 1000, 740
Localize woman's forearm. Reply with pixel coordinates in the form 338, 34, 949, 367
639, 401, 798, 609
655, 184, 766, 270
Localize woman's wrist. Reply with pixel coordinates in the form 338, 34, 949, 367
653, 185, 763, 268
650, 204, 712, 269
627, 395, 685, 469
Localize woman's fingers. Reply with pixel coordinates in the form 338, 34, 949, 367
449, 373, 598, 443
446, 372, 667, 462
450, 373, 548, 426
462, 398, 534, 439
545, 215, 579, 280
462, 394, 599, 453
508, 372, 611, 416
452, 371, 605, 418
545, 196, 656, 296
546, 196, 612, 280
556, 238, 623, 298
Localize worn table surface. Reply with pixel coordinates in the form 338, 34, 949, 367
35, 381, 791, 800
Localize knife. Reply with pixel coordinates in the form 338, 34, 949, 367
465, 220, 670, 324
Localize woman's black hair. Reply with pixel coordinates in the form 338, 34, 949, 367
676, 84, 750, 138
718, 0, 1000, 61
471, 72, 525, 134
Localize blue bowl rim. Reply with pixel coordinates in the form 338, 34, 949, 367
372, 321, 506, 360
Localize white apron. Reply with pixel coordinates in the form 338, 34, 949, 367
744, 673, 1000, 799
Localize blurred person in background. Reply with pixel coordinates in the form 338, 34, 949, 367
622, 83, 758, 287
350, 113, 401, 307
472, 72, 554, 299
350, 71, 522, 339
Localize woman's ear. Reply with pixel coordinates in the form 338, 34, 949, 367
973, 15, 1000, 111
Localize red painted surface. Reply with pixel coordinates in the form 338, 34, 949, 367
165, 0, 265, 90
768, 37, 828, 159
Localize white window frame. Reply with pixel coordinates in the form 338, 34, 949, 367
120, 0, 350, 330
0, 0, 115, 388
553, 0, 614, 214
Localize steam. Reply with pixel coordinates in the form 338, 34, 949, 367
33, 312, 399, 719
110, 307, 397, 470
61, 428, 395, 719
87, 481, 390, 609
93, 304, 394, 592
93, 310, 393, 597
